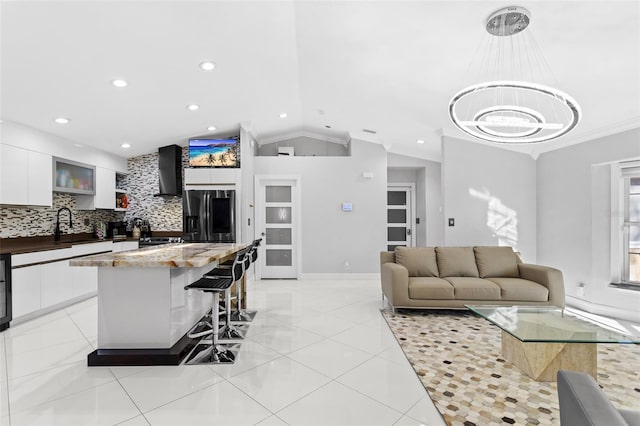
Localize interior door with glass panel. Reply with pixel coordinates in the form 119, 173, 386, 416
387, 185, 415, 251
255, 177, 300, 279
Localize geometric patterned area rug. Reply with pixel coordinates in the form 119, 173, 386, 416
381, 310, 640, 426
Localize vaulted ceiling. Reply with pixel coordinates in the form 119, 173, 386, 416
2, 1, 639, 160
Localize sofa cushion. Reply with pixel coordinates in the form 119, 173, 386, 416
395, 247, 439, 277
408, 277, 454, 299
443, 277, 501, 300
473, 246, 520, 278
436, 247, 479, 277
487, 278, 549, 302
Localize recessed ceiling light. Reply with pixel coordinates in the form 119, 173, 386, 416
199, 61, 216, 71
111, 79, 128, 88
279, 113, 288, 118
121, 143, 131, 148
417, 139, 425, 144
207, 126, 217, 131
55, 117, 70, 124
187, 104, 200, 111
74, 143, 83, 147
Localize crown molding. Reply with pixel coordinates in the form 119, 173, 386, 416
256, 129, 348, 146
530, 117, 640, 157
348, 130, 382, 145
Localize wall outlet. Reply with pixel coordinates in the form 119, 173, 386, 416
344, 260, 350, 271
577, 282, 585, 297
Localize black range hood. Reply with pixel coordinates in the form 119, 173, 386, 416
154, 144, 183, 197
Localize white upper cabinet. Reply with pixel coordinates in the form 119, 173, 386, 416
95, 167, 116, 209
28, 150, 53, 206
184, 168, 241, 186
0, 144, 28, 204
76, 166, 116, 210
0, 144, 52, 206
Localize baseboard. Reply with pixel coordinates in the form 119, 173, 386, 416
566, 295, 640, 323
11, 291, 97, 326
300, 273, 380, 280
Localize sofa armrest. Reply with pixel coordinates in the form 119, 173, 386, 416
381, 262, 409, 308
517, 263, 565, 307
557, 370, 630, 426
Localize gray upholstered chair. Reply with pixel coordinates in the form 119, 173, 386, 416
557, 370, 640, 425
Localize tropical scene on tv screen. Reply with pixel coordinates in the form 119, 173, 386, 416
189, 138, 239, 167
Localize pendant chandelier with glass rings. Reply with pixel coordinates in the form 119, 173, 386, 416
448, 6, 581, 144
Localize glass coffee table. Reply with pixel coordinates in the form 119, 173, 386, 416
466, 305, 639, 382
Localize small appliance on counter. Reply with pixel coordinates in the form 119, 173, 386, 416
107, 221, 128, 238
132, 218, 152, 238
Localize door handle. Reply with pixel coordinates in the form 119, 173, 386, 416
406, 229, 411, 235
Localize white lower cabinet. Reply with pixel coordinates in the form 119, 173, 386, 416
72, 265, 98, 297
11, 266, 41, 318
40, 260, 75, 309
10, 241, 118, 321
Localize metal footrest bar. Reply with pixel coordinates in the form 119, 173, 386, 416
187, 321, 213, 339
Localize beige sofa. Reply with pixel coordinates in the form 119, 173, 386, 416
380, 246, 564, 310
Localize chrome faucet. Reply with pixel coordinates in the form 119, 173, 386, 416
54, 207, 73, 241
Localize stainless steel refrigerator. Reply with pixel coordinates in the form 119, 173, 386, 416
183, 189, 236, 243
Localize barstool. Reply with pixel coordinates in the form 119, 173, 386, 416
208, 247, 251, 340
183, 275, 239, 364
205, 240, 260, 323
231, 239, 261, 322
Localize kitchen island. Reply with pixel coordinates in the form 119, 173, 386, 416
70, 242, 247, 366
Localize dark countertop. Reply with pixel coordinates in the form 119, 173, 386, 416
0, 231, 181, 255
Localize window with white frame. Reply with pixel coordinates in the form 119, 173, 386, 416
622, 167, 640, 284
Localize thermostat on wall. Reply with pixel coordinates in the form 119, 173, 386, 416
342, 203, 353, 212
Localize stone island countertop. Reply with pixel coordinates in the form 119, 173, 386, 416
69, 242, 247, 268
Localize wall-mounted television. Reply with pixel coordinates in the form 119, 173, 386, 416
188, 138, 240, 168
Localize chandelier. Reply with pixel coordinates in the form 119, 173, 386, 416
448, 6, 581, 144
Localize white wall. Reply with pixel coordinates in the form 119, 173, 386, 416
441, 136, 537, 261
537, 128, 640, 319
423, 162, 443, 246
239, 124, 257, 245
258, 136, 348, 157
1, 120, 127, 172
254, 138, 387, 274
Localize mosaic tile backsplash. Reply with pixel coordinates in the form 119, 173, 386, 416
121, 148, 187, 232
1, 146, 188, 239
0, 193, 124, 238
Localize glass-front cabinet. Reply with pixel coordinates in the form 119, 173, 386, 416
53, 157, 95, 195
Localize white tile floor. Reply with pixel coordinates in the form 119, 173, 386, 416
0, 279, 446, 426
